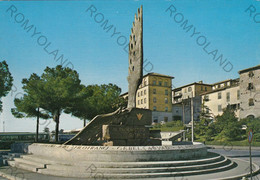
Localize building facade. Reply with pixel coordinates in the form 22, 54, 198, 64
239, 65, 260, 119
201, 79, 240, 118
172, 81, 212, 124
122, 64, 260, 125
122, 73, 174, 123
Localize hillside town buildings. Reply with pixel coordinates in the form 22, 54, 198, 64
122, 65, 260, 124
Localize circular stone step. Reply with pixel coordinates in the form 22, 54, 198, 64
8, 143, 260, 179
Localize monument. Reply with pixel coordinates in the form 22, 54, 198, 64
6, 6, 260, 179
64, 5, 160, 146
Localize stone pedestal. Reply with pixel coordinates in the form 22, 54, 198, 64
100, 108, 161, 146
65, 108, 161, 146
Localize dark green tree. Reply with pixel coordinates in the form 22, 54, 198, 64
215, 105, 243, 141
87, 84, 126, 116
0, 61, 13, 112
65, 83, 127, 127
11, 74, 50, 142
241, 117, 260, 142
196, 100, 213, 138
36, 65, 83, 142
11, 96, 50, 142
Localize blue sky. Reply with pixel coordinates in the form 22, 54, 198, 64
0, 0, 260, 132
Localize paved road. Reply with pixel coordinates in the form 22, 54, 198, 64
209, 148, 260, 179
0, 176, 7, 180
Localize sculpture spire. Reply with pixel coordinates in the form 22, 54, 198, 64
127, 5, 143, 108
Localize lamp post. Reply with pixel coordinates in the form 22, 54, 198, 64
191, 95, 194, 143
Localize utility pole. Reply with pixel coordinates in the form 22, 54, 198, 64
182, 102, 185, 125
248, 129, 253, 180
191, 95, 194, 142
36, 107, 40, 142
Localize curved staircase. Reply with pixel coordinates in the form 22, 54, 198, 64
8, 152, 244, 179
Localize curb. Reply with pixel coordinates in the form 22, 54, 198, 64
214, 158, 260, 180
207, 145, 260, 151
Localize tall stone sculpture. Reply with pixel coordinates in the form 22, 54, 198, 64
64, 6, 160, 146
127, 6, 143, 108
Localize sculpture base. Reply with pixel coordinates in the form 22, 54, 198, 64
65, 108, 159, 146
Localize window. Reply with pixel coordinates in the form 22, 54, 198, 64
204, 95, 209, 101
138, 92, 140, 97
165, 89, 168, 95
164, 82, 168, 87
153, 117, 158, 123
164, 117, 168, 122
201, 86, 203, 91
165, 98, 168, 104
153, 106, 157, 111
153, 80, 156, 85
165, 107, 168, 112
237, 90, 240, 100
249, 71, 254, 78
218, 105, 222, 112
206, 108, 209, 114
141, 91, 143, 96
138, 100, 140, 105
153, 97, 157, 103
153, 89, 156, 94
159, 81, 162, 86
144, 90, 146, 95
144, 80, 147, 86
188, 87, 192, 92
205, 87, 207, 91
218, 92, 222, 99
141, 99, 143, 104
249, 98, 254, 106
226, 92, 230, 102
144, 98, 146, 103
248, 83, 254, 90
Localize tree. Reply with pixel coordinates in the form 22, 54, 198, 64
11, 74, 50, 142
36, 65, 83, 142
196, 100, 213, 137
241, 117, 260, 142
0, 61, 13, 112
65, 83, 127, 127
214, 105, 243, 141
64, 85, 93, 127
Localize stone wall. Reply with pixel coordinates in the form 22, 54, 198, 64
240, 68, 260, 119
28, 142, 207, 162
